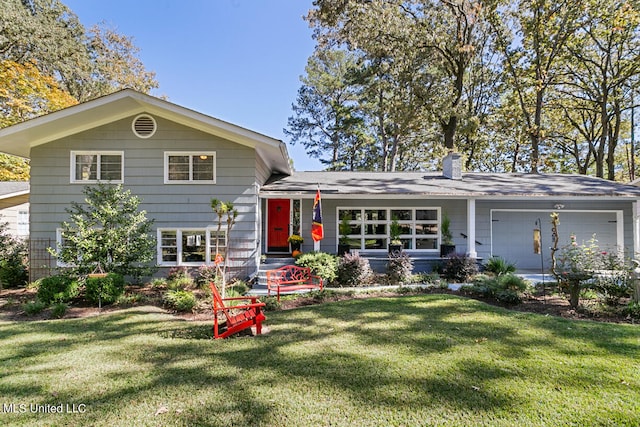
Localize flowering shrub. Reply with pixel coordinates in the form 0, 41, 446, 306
554, 234, 633, 308
295, 252, 338, 283
287, 234, 304, 244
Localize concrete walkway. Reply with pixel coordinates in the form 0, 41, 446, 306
247, 272, 556, 296
247, 272, 553, 297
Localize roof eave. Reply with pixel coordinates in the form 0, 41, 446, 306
0, 89, 291, 173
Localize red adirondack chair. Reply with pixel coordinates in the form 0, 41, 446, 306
210, 282, 266, 339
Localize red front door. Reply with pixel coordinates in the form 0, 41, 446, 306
267, 199, 290, 252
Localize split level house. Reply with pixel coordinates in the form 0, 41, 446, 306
1, 89, 640, 281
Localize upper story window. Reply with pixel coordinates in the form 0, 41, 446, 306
164, 152, 216, 184
71, 151, 124, 183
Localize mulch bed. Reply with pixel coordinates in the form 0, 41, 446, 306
0, 284, 637, 324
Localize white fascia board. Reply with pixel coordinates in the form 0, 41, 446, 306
259, 193, 640, 200
0, 90, 288, 170
0, 190, 29, 200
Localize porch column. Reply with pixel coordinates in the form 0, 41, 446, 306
634, 201, 640, 257
467, 198, 477, 258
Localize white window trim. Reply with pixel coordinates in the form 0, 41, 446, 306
337, 207, 441, 253
157, 227, 227, 266
17, 210, 29, 236
55, 228, 74, 267
164, 151, 217, 184
70, 151, 124, 184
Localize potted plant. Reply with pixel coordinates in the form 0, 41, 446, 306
388, 217, 403, 255
338, 216, 351, 256
440, 212, 456, 257
288, 234, 304, 253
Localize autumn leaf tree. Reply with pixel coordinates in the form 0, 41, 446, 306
0, 60, 78, 180
0, 0, 159, 181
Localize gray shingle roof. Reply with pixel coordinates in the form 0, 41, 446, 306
261, 171, 640, 198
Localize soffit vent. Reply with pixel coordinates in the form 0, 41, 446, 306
132, 114, 157, 139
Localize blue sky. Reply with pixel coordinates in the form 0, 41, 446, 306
63, 0, 322, 171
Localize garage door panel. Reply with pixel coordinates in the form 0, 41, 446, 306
491, 211, 618, 271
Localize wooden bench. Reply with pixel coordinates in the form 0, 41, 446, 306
266, 265, 323, 302
210, 283, 266, 339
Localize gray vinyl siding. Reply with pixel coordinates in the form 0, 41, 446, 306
294, 197, 467, 254
0, 203, 29, 238
280, 195, 636, 273
475, 199, 635, 267
30, 114, 261, 277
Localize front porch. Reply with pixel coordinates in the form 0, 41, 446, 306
252, 252, 483, 292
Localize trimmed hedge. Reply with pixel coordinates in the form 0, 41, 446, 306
85, 273, 126, 306
37, 275, 80, 304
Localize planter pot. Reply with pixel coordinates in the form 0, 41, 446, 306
290, 242, 301, 253
440, 244, 456, 257
388, 244, 403, 255
338, 243, 351, 256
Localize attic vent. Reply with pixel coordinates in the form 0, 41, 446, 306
132, 114, 157, 139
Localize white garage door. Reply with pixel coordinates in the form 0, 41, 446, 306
491, 211, 619, 271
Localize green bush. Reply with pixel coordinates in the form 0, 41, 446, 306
262, 296, 282, 312
590, 271, 633, 306
441, 254, 478, 282
495, 289, 523, 304
23, 299, 47, 315
336, 252, 374, 287
484, 257, 516, 276
37, 275, 80, 304
622, 301, 640, 319
464, 273, 526, 305
226, 280, 249, 297
0, 258, 28, 289
164, 290, 197, 312
51, 303, 68, 318
168, 276, 194, 291
498, 274, 528, 292
85, 273, 126, 306
0, 221, 28, 288
295, 252, 339, 283
386, 252, 414, 285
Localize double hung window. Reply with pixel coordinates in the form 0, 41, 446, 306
158, 228, 227, 266
164, 152, 216, 183
71, 151, 123, 183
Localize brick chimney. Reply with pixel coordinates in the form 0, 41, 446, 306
443, 152, 462, 180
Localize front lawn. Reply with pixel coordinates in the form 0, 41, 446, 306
0, 294, 638, 426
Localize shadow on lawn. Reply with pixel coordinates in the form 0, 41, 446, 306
0, 296, 638, 426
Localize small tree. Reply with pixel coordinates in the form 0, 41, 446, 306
50, 184, 156, 280
211, 199, 237, 298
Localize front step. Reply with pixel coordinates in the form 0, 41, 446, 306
249, 257, 296, 294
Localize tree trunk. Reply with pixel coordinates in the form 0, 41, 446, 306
568, 281, 581, 310
607, 101, 621, 181
443, 115, 457, 150
530, 89, 544, 173
597, 82, 609, 178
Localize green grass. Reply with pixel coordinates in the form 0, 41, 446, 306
0, 295, 638, 426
